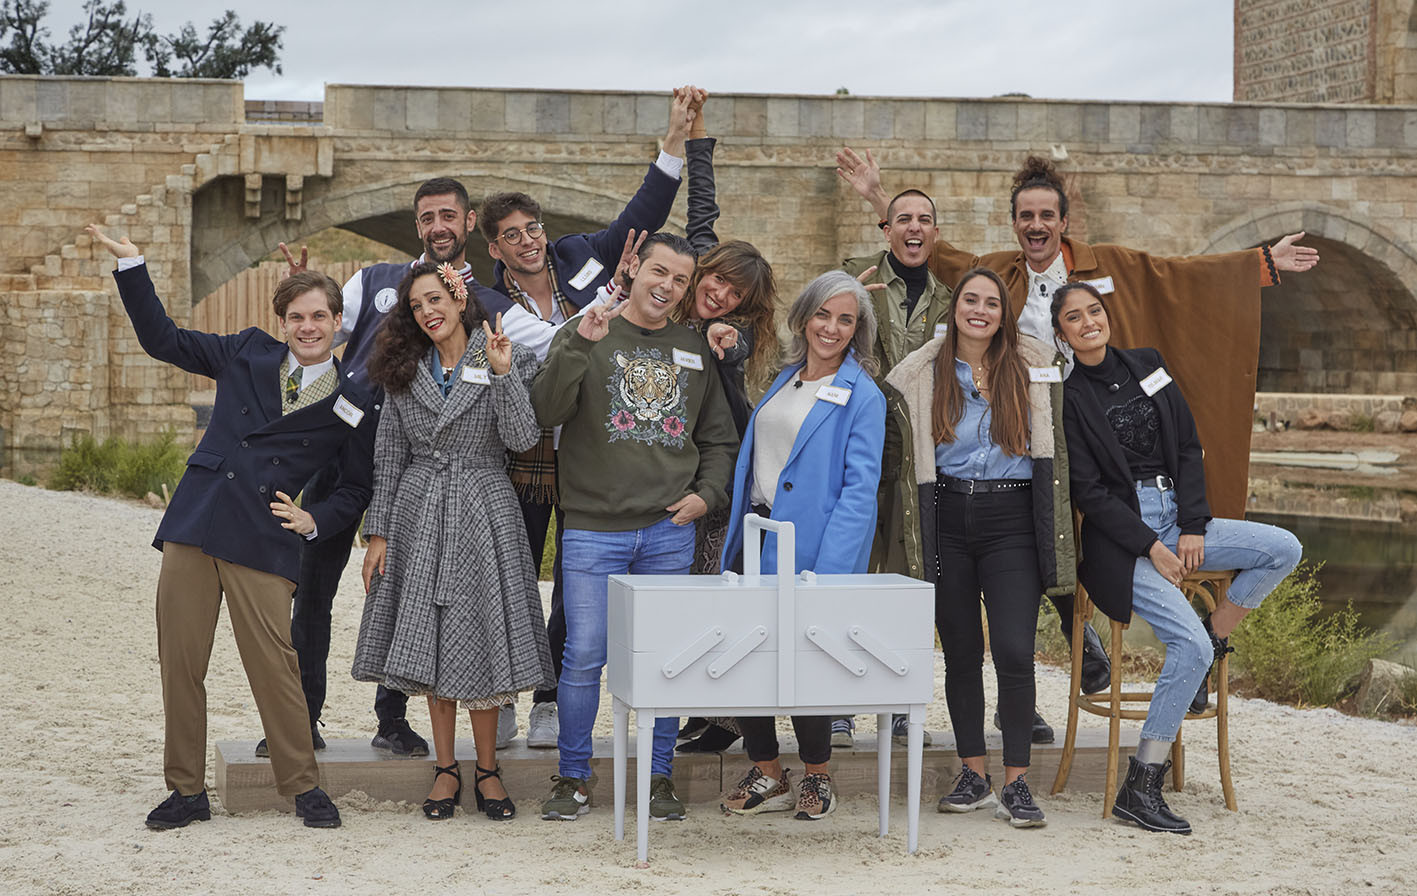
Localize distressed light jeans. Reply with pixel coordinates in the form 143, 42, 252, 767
556, 516, 695, 781
1131, 483, 1303, 742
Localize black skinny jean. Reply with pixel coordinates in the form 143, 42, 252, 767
737, 715, 832, 766
934, 482, 1041, 769
519, 496, 566, 704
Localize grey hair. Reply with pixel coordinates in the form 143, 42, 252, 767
782, 270, 879, 377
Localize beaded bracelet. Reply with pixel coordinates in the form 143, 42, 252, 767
1262, 244, 1280, 285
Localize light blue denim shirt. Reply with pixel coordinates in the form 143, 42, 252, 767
934, 357, 1033, 480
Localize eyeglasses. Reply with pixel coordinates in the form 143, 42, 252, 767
495, 222, 545, 245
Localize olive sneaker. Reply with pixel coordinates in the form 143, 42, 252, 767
648, 774, 686, 821
540, 775, 591, 820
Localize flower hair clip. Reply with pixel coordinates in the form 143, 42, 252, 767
436, 262, 468, 302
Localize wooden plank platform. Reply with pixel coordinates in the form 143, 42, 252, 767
215, 728, 1143, 814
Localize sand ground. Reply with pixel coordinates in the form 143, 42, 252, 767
0, 479, 1412, 896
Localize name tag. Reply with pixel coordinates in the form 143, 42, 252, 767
1082, 276, 1115, 295
461, 366, 491, 385
567, 258, 604, 290
933, 323, 949, 339
816, 385, 851, 406
672, 348, 703, 370
1028, 366, 1062, 383
1140, 367, 1173, 396
333, 395, 365, 428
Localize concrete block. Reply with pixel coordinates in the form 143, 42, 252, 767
1168, 105, 1197, 143
469, 90, 505, 132
371, 88, 405, 132
635, 94, 668, 136
1047, 104, 1082, 142
1226, 107, 1258, 146
1345, 109, 1376, 148
1258, 108, 1285, 145
1314, 109, 1347, 148
568, 93, 604, 134
0, 77, 37, 123
405, 89, 438, 131
1108, 105, 1140, 144
799, 98, 832, 137
34, 79, 65, 122
831, 99, 863, 139
864, 102, 892, 140
734, 97, 766, 138
1081, 105, 1109, 142
893, 101, 924, 141
1137, 106, 1169, 144
766, 97, 799, 137
504, 92, 536, 133
956, 104, 988, 141
924, 101, 956, 141
535, 94, 570, 135
1197, 106, 1227, 144
986, 103, 1017, 141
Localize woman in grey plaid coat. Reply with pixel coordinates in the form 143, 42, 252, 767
353, 261, 554, 821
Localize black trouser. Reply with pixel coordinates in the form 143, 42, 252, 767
934, 482, 1041, 769
519, 496, 566, 705
737, 716, 832, 766
290, 462, 407, 727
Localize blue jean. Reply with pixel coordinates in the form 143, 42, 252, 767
557, 515, 695, 780
1131, 484, 1302, 742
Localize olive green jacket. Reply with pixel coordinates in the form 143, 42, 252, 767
870, 334, 1076, 596
842, 250, 953, 375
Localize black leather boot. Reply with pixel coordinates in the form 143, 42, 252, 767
1112, 756, 1191, 834
1061, 617, 1112, 694
1190, 615, 1234, 714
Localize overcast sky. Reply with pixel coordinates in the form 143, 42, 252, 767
40, 0, 1235, 103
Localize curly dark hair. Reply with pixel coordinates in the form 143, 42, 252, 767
367, 261, 488, 393
1009, 155, 1068, 221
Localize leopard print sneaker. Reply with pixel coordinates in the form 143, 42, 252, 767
721, 765, 794, 815
794, 772, 836, 820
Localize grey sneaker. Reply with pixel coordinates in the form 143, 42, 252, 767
890, 714, 933, 747
648, 774, 686, 821
995, 775, 1046, 828
526, 702, 559, 749
938, 766, 997, 813
830, 717, 854, 749
496, 702, 518, 749
540, 775, 590, 820
721, 765, 794, 815
794, 772, 837, 820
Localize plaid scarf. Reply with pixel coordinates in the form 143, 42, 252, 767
502, 256, 571, 505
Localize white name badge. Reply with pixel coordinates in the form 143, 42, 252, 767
933, 323, 949, 339
461, 366, 491, 385
1028, 365, 1062, 383
1082, 276, 1115, 295
672, 348, 703, 370
816, 385, 851, 406
333, 395, 365, 428
1140, 367, 1173, 396
567, 258, 604, 290
374, 287, 398, 313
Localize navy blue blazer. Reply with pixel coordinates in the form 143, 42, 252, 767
115, 264, 378, 583
721, 353, 886, 575
490, 163, 681, 308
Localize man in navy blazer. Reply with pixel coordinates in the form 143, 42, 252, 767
88, 224, 377, 831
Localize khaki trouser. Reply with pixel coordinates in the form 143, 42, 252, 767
156, 542, 319, 797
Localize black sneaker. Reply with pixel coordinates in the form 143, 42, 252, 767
937, 766, 997, 813
294, 786, 341, 828
145, 789, 211, 830
256, 723, 325, 758
995, 775, 1046, 828
992, 710, 1055, 745
1112, 756, 1191, 834
371, 718, 429, 757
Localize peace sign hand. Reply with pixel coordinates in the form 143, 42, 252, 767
577, 284, 626, 343
482, 312, 512, 375
615, 229, 648, 290
278, 242, 309, 277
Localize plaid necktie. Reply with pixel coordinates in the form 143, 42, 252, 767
285, 370, 301, 406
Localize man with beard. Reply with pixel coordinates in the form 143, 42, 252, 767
265, 177, 531, 758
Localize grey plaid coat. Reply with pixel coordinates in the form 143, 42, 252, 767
352, 333, 555, 702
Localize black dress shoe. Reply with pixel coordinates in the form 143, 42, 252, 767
256, 723, 326, 758
371, 717, 429, 756
1190, 615, 1234, 714
1078, 622, 1113, 694
675, 723, 741, 753
294, 786, 341, 828
992, 710, 1055, 745
1112, 756, 1191, 834
146, 789, 211, 830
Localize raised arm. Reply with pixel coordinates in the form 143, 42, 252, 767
836, 146, 890, 221
683, 87, 721, 252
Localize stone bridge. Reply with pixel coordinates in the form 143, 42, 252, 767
3, 75, 1417, 460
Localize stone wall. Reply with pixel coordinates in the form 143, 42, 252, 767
5, 77, 1417, 458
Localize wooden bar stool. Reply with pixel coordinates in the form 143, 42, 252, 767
1050, 570, 1238, 814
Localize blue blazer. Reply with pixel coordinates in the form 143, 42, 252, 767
490, 164, 681, 308
115, 265, 378, 583
721, 352, 886, 575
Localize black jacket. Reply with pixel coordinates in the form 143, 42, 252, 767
1062, 346, 1210, 622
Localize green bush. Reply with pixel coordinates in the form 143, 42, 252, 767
1230, 561, 1393, 707
49, 430, 186, 500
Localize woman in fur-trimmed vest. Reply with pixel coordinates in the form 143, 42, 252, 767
877, 268, 1074, 829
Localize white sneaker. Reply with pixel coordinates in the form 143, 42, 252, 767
527, 702, 559, 749
496, 703, 518, 749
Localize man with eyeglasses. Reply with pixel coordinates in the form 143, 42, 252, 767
477, 88, 697, 751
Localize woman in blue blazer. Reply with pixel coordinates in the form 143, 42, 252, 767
718, 270, 886, 822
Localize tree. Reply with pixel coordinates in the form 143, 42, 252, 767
0, 0, 282, 79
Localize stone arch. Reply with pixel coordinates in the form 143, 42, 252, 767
190, 170, 686, 301
1199, 202, 1417, 394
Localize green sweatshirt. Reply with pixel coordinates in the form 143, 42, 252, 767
530, 316, 740, 532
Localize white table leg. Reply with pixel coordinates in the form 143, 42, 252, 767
637, 709, 654, 864
613, 697, 628, 841
907, 704, 924, 854
876, 711, 891, 837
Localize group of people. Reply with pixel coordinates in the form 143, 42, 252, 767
97, 85, 1309, 838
